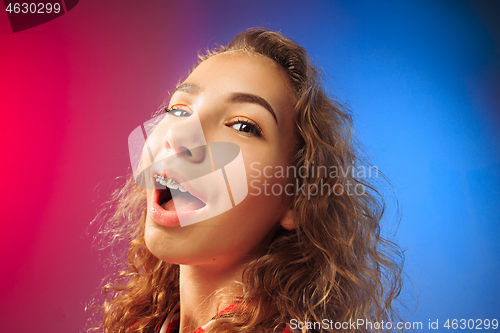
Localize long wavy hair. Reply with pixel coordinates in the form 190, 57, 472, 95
91, 28, 405, 333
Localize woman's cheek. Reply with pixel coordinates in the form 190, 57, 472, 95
247, 168, 288, 200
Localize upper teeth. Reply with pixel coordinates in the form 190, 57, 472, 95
154, 174, 188, 192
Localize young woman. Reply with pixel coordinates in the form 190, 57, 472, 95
94, 28, 404, 333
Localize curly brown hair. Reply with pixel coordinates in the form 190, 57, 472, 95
91, 28, 405, 333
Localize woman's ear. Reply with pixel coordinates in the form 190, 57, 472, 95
279, 209, 297, 230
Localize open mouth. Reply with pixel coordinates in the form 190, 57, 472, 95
154, 174, 206, 212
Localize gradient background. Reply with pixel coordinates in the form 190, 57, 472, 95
1, 0, 499, 332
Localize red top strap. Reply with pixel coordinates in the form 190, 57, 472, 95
157, 301, 295, 333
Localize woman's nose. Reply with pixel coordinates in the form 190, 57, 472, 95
163, 113, 207, 163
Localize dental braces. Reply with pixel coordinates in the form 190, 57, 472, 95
154, 174, 188, 192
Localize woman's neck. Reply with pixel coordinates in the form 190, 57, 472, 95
176, 225, 280, 333
177, 263, 245, 333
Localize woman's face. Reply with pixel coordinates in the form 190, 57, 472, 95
143, 51, 297, 269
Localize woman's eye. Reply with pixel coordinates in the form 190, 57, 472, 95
165, 107, 190, 117
229, 119, 263, 137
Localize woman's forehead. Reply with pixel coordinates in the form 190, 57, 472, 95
199, 52, 281, 82
181, 52, 296, 114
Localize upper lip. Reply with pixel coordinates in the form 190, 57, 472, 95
153, 167, 207, 205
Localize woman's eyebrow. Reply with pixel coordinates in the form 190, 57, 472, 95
173, 82, 200, 95
228, 92, 278, 124
173, 83, 278, 124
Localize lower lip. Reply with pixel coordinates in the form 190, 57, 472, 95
149, 188, 204, 227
